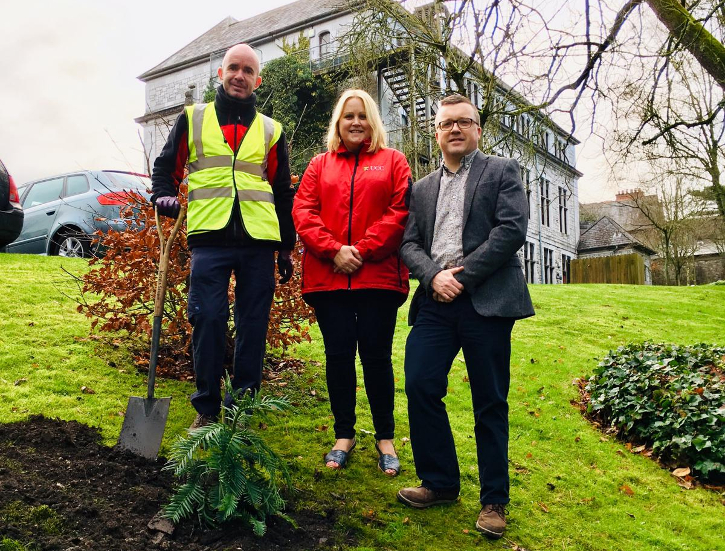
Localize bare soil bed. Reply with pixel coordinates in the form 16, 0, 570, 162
0, 416, 346, 551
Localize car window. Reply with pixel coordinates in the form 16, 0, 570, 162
104, 172, 151, 191
22, 178, 64, 208
64, 174, 89, 197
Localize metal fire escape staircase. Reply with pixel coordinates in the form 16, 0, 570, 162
379, 52, 441, 172
380, 63, 432, 123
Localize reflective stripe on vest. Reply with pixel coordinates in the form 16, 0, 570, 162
185, 103, 282, 240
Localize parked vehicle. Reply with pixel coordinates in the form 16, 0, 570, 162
0, 159, 24, 249
6, 170, 151, 257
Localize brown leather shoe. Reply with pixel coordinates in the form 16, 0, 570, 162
397, 485, 458, 508
475, 503, 507, 539
189, 413, 216, 430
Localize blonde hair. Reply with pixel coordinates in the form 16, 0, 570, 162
326, 89, 387, 153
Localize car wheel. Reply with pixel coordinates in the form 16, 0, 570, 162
55, 231, 90, 258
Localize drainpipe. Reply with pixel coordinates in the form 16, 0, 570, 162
537, 177, 544, 283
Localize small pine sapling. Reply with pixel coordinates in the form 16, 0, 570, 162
163, 375, 293, 534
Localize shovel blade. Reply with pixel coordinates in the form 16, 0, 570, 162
117, 396, 171, 459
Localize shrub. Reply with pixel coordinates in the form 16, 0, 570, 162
256, 54, 337, 175
75, 188, 315, 379
163, 376, 292, 533
585, 342, 725, 481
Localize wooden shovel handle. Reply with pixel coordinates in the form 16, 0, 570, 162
153, 206, 186, 318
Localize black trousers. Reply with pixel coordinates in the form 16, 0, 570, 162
187, 246, 275, 416
309, 289, 404, 441
404, 293, 515, 505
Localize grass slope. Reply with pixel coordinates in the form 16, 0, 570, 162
1, 253, 723, 551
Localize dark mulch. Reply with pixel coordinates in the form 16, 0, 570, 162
0, 415, 348, 551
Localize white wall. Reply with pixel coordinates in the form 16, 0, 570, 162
140, 9, 582, 284
140, 11, 357, 162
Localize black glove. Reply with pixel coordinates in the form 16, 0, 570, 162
155, 196, 180, 219
277, 250, 293, 284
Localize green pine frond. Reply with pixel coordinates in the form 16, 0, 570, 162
197, 502, 217, 527
163, 479, 206, 523
218, 492, 239, 521
250, 516, 267, 537
163, 385, 293, 532
275, 511, 296, 529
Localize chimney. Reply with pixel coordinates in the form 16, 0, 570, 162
616, 188, 643, 201
184, 84, 196, 106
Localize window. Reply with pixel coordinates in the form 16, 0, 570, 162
521, 167, 531, 219
105, 172, 151, 191
540, 178, 550, 227
22, 178, 63, 208
472, 83, 480, 108
521, 115, 530, 138
319, 31, 331, 58
543, 247, 555, 284
523, 242, 536, 284
561, 254, 571, 284
558, 186, 568, 234
64, 174, 89, 198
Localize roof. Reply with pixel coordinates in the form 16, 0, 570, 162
580, 196, 662, 232
138, 0, 354, 80
578, 216, 657, 255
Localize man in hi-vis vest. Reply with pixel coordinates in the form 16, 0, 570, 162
151, 43, 295, 430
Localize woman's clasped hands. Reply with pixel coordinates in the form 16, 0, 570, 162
333, 245, 363, 274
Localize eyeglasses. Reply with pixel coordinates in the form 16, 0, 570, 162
437, 118, 478, 131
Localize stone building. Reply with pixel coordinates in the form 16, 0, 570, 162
581, 190, 725, 284
577, 216, 656, 284
136, 0, 582, 284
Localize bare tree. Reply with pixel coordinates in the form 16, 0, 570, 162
341, 0, 724, 240
344, 1, 723, 123
611, 175, 707, 284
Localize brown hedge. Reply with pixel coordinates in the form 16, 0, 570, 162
76, 184, 315, 380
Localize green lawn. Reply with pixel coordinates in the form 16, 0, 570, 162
1, 253, 723, 551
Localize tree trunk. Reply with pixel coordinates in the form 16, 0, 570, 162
645, 0, 725, 90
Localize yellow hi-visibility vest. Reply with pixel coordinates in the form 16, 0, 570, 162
185, 103, 283, 241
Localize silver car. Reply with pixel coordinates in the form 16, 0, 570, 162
7, 170, 151, 257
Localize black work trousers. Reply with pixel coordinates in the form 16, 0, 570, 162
309, 289, 404, 441
187, 246, 275, 416
404, 292, 515, 505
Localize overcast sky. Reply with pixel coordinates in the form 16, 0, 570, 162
0, 0, 299, 186
0, 0, 612, 201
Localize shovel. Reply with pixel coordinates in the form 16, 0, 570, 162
118, 205, 187, 459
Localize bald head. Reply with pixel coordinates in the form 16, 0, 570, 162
217, 44, 262, 100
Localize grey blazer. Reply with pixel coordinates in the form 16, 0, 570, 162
401, 150, 535, 324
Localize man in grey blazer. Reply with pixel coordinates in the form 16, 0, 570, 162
397, 94, 534, 539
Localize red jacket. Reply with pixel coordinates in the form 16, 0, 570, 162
293, 144, 412, 296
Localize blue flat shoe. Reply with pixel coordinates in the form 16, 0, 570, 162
324, 439, 356, 469
375, 441, 401, 476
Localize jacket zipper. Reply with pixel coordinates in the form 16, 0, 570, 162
347, 153, 360, 290
229, 113, 253, 237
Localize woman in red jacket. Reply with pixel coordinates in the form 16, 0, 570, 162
293, 89, 412, 475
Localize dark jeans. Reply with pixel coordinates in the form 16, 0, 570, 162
187, 246, 275, 416
404, 292, 515, 504
309, 289, 404, 441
